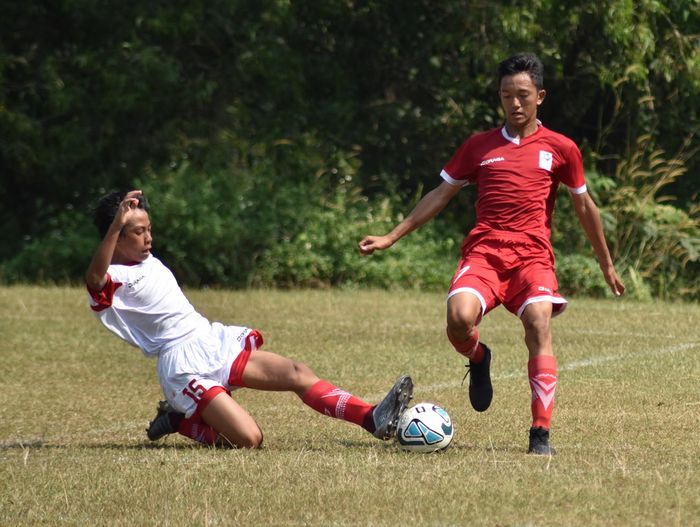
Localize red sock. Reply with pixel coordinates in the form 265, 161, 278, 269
302, 380, 375, 432
447, 326, 484, 363
528, 355, 557, 429
177, 414, 219, 445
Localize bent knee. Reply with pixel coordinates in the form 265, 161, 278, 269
522, 311, 551, 334
242, 429, 264, 449
291, 360, 317, 385
446, 305, 479, 336
447, 294, 481, 329
222, 428, 264, 449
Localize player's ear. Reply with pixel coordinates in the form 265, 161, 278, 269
537, 89, 546, 105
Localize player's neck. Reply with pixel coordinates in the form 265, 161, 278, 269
504, 120, 539, 140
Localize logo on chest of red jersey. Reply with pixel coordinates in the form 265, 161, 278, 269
479, 151, 554, 171
479, 156, 505, 166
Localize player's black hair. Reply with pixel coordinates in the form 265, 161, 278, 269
93, 190, 150, 239
498, 52, 544, 90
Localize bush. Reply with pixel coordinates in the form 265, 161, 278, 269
251, 189, 461, 290
0, 208, 95, 284
554, 253, 611, 298
601, 135, 700, 300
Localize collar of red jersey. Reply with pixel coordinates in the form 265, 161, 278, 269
501, 120, 542, 145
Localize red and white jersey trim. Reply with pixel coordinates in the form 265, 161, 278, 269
87, 273, 122, 312
85, 255, 210, 357
440, 169, 469, 187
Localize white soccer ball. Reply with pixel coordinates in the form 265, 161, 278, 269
396, 402, 454, 452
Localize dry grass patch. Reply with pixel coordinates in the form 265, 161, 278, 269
1, 286, 698, 526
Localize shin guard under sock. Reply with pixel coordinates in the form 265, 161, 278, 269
177, 415, 219, 445
528, 355, 558, 429
447, 327, 484, 363
302, 380, 375, 432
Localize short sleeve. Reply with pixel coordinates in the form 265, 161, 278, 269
441, 137, 477, 186
556, 142, 586, 194
87, 273, 122, 312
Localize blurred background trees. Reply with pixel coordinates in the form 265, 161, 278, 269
1, 0, 698, 298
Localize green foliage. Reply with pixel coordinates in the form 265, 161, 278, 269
140, 134, 338, 287
0, 209, 95, 284
554, 252, 610, 298
1, 0, 699, 298
552, 135, 700, 300
252, 188, 460, 289
602, 135, 700, 299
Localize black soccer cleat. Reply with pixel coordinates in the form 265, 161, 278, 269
464, 342, 493, 412
372, 375, 414, 440
528, 426, 556, 455
146, 400, 183, 441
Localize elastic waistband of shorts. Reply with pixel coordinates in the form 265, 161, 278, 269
157, 324, 212, 355
463, 227, 553, 254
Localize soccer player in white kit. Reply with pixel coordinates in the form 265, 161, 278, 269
359, 53, 625, 454
86, 190, 412, 448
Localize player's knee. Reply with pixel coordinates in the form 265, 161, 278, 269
290, 360, 315, 382
244, 428, 264, 449
446, 307, 477, 337
446, 296, 480, 334
230, 428, 264, 449
522, 313, 550, 339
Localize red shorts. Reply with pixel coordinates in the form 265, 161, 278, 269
447, 237, 567, 318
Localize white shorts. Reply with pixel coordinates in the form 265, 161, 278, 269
157, 322, 262, 418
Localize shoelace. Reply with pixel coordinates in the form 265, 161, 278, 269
461, 364, 471, 386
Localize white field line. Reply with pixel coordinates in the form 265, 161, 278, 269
4, 341, 697, 448
412, 340, 700, 395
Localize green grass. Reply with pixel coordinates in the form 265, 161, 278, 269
1, 286, 699, 526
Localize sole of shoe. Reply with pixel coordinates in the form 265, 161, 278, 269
373, 376, 414, 440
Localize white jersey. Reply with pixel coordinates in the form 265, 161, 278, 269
87, 255, 210, 357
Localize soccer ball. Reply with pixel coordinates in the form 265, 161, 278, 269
396, 402, 454, 452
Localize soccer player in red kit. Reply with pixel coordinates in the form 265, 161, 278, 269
359, 52, 625, 454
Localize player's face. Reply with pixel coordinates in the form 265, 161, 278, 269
499, 72, 545, 134
116, 209, 152, 263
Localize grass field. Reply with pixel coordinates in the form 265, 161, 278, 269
1, 286, 699, 526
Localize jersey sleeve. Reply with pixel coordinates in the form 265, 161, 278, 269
87, 273, 122, 312
556, 141, 587, 194
440, 137, 477, 186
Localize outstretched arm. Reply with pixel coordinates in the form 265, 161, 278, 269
85, 190, 143, 291
358, 181, 462, 255
571, 191, 625, 296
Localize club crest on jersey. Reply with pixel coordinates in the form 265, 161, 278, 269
539, 150, 553, 171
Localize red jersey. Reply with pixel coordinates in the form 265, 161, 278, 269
441, 124, 586, 248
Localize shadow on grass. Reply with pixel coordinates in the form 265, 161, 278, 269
0, 437, 204, 451
1, 437, 506, 454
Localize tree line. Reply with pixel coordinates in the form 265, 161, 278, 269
1, 0, 698, 298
